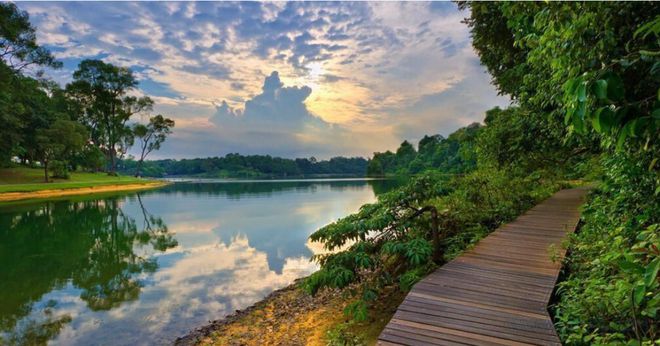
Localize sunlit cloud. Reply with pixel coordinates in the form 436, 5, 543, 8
18, 1, 509, 159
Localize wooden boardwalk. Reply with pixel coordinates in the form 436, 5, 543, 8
378, 188, 588, 346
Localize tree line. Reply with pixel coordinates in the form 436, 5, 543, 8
1, 3, 174, 181
117, 154, 369, 179
117, 120, 483, 179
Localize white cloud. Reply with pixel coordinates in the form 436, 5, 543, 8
18, 1, 508, 158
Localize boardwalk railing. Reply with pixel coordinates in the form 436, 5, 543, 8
378, 188, 588, 346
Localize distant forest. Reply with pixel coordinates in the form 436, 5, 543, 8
118, 123, 481, 179
117, 155, 369, 178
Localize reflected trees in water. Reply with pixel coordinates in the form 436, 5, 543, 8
0, 194, 175, 343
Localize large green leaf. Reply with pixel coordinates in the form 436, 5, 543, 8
634, 284, 646, 306
645, 258, 660, 287
577, 82, 587, 102
592, 107, 616, 133
594, 79, 608, 100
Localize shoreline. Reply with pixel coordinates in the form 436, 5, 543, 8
0, 181, 169, 202
175, 280, 404, 346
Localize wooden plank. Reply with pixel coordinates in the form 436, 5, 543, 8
397, 302, 558, 337
378, 187, 588, 345
442, 261, 558, 282
394, 310, 560, 344
420, 276, 549, 301
412, 285, 548, 314
382, 325, 479, 346
402, 297, 555, 330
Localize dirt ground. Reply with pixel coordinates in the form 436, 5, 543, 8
175, 281, 405, 346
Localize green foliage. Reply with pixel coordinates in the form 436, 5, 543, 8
461, 4, 659, 344
554, 154, 659, 344
133, 115, 175, 177
477, 106, 587, 173
0, 2, 61, 72
67, 59, 154, 173
367, 123, 482, 176
0, 4, 173, 176
35, 119, 88, 182
49, 160, 69, 179
73, 144, 106, 172
325, 321, 365, 346
305, 167, 561, 319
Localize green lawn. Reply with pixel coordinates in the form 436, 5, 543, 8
0, 167, 153, 193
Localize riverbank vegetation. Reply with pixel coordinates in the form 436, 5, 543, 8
304, 2, 658, 345
0, 3, 174, 182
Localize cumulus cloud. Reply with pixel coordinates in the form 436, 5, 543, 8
213, 71, 321, 128
202, 71, 349, 158
18, 1, 509, 158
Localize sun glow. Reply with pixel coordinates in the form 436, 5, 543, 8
306, 62, 324, 81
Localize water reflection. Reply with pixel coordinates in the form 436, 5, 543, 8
0, 198, 177, 344
0, 179, 399, 345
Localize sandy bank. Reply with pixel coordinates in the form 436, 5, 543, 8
0, 181, 168, 202
175, 280, 403, 346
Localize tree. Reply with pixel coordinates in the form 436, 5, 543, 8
35, 119, 88, 182
0, 3, 60, 166
395, 140, 416, 169
0, 2, 61, 72
418, 134, 443, 157
460, 2, 658, 154
132, 115, 175, 177
366, 156, 385, 176
67, 60, 153, 174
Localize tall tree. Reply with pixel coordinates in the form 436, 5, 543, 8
0, 3, 61, 166
67, 60, 153, 174
0, 2, 61, 72
132, 115, 175, 177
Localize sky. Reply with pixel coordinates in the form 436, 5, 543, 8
19, 1, 510, 159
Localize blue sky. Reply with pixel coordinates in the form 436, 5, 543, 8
19, 1, 509, 159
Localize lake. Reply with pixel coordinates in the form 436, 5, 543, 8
0, 179, 401, 345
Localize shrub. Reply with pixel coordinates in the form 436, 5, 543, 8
49, 160, 69, 179
305, 168, 563, 320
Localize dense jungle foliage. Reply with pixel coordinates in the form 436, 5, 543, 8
308, 3, 659, 344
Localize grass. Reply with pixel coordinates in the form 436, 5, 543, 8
0, 167, 153, 193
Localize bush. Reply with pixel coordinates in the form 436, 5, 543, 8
553, 154, 659, 344
49, 160, 69, 179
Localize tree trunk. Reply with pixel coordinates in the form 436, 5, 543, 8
135, 159, 143, 177
430, 207, 442, 263
43, 159, 49, 183
109, 146, 117, 175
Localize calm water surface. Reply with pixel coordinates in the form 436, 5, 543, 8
0, 179, 400, 345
